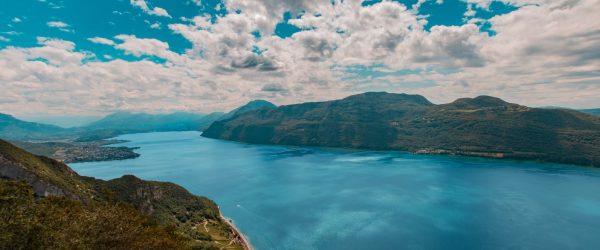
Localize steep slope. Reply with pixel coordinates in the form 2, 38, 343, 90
1, 180, 188, 249
0, 140, 247, 249
203, 92, 600, 166
0, 113, 69, 140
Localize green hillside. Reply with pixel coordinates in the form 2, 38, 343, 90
203, 92, 600, 167
0, 140, 246, 250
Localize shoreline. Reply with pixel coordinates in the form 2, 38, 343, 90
220, 212, 253, 250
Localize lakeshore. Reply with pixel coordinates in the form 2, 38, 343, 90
221, 212, 253, 250
70, 131, 600, 250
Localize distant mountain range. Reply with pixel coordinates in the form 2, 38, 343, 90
540, 106, 600, 117
580, 108, 600, 116
74, 111, 225, 141
203, 92, 600, 167
0, 139, 247, 249
0, 99, 276, 142
83, 111, 223, 131
0, 113, 70, 140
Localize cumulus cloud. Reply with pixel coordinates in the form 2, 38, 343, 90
47, 21, 72, 32
130, 0, 171, 18
0, 39, 227, 115
1, 0, 600, 115
88, 37, 115, 46
112, 35, 185, 64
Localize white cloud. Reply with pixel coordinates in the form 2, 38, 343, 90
88, 37, 115, 46
46, 21, 69, 28
46, 21, 72, 32
150, 23, 161, 29
1, 0, 600, 116
2, 31, 22, 36
130, 0, 172, 18
0, 39, 240, 115
113, 35, 180, 61
465, 0, 545, 9
12, 17, 22, 23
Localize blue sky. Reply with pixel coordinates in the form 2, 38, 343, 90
1, 0, 516, 58
1, 0, 599, 116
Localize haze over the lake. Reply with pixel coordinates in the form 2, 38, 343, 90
2, 0, 600, 117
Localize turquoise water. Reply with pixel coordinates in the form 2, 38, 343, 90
71, 131, 600, 250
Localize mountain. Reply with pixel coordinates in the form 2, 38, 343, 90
0, 140, 248, 249
15, 114, 103, 128
203, 92, 600, 167
540, 107, 600, 117
219, 100, 277, 121
83, 111, 223, 132
580, 108, 600, 117
0, 113, 69, 140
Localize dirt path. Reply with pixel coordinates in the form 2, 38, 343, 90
203, 220, 209, 232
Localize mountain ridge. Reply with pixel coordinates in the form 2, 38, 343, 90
219, 99, 277, 121
0, 113, 69, 140
203, 92, 600, 167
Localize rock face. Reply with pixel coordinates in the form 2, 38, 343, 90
0, 155, 69, 197
203, 92, 600, 167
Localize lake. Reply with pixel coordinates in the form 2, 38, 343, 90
71, 131, 600, 250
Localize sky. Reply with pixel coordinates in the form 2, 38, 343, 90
0, 0, 599, 116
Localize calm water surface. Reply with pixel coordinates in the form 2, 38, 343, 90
71, 131, 600, 250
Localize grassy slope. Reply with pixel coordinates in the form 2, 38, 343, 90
0, 140, 244, 250
0, 180, 188, 250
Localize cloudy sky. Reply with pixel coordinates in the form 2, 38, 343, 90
1, 0, 599, 116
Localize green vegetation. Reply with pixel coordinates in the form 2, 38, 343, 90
0, 180, 187, 250
203, 92, 600, 167
0, 140, 246, 249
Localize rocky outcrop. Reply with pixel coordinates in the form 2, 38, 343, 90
0, 155, 68, 197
